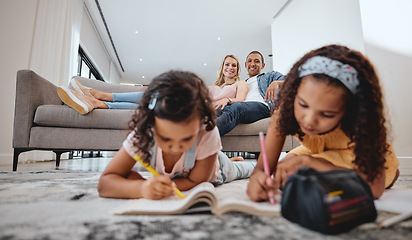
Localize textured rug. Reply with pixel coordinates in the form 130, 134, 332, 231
1, 170, 411, 240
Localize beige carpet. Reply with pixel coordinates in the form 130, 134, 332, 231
0, 170, 411, 240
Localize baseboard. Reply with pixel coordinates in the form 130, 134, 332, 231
1, 152, 410, 167
0, 151, 72, 167
398, 157, 412, 166
0, 153, 12, 165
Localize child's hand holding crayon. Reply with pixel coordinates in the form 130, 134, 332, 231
133, 154, 187, 200
140, 175, 177, 200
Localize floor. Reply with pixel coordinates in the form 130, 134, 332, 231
0, 157, 113, 172
1, 155, 411, 175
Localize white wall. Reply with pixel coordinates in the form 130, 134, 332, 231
271, 0, 365, 74
80, 7, 121, 83
360, 0, 412, 157
0, 0, 121, 166
109, 61, 121, 83
272, 0, 412, 158
0, 0, 38, 166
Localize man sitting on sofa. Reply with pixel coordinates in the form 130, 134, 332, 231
216, 51, 285, 136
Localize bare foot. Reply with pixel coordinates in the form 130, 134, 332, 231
230, 156, 244, 161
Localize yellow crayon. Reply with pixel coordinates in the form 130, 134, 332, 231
328, 190, 344, 197
133, 154, 186, 199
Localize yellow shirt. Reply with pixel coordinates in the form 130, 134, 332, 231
288, 126, 399, 188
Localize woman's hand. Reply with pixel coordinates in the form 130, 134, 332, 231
213, 98, 230, 110
247, 169, 276, 202
140, 175, 176, 200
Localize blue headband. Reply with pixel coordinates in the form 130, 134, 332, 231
298, 56, 359, 94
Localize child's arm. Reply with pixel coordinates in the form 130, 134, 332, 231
247, 114, 286, 202
356, 168, 386, 199
274, 154, 337, 187
274, 154, 386, 199
98, 147, 175, 199
172, 152, 218, 191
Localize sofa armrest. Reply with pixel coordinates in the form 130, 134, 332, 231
13, 70, 62, 148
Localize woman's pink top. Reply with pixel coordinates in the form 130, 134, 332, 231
209, 82, 239, 101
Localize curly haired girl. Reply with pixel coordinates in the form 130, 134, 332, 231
247, 44, 399, 200
98, 70, 255, 199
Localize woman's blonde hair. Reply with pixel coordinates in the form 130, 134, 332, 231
214, 55, 241, 87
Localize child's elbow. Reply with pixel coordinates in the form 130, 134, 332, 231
97, 183, 105, 197
372, 187, 384, 199
370, 179, 385, 199
97, 178, 109, 198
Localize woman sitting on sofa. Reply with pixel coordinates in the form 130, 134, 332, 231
209, 54, 248, 110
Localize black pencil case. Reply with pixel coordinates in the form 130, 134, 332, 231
281, 167, 377, 234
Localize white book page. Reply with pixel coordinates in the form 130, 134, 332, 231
212, 179, 281, 216
113, 182, 215, 215
374, 189, 412, 214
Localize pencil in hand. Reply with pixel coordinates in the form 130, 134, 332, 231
259, 132, 275, 205
133, 154, 187, 199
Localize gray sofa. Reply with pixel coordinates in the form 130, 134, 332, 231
12, 70, 299, 171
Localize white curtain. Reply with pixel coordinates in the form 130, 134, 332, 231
25, 0, 83, 162
29, 0, 83, 86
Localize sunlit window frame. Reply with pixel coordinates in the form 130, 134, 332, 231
77, 46, 104, 81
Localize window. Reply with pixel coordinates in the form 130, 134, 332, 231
72, 46, 104, 158
77, 46, 104, 81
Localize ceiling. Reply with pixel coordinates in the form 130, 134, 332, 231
84, 0, 287, 85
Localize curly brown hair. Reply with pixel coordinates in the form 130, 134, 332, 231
129, 70, 216, 163
277, 44, 388, 182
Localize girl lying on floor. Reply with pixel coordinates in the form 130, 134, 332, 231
98, 70, 255, 199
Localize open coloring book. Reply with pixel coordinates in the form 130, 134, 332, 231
374, 188, 412, 213
114, 180, 281, 216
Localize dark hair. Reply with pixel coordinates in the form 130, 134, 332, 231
277, 44, 389, 182
129, 70, 216, 163
246, 51, 265, 64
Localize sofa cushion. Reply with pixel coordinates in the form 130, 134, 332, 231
29, 127, 128, 149
34, 105, 135, 130
225, 117, 271, 136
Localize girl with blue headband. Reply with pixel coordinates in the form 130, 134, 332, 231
247, 44, 399, 201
